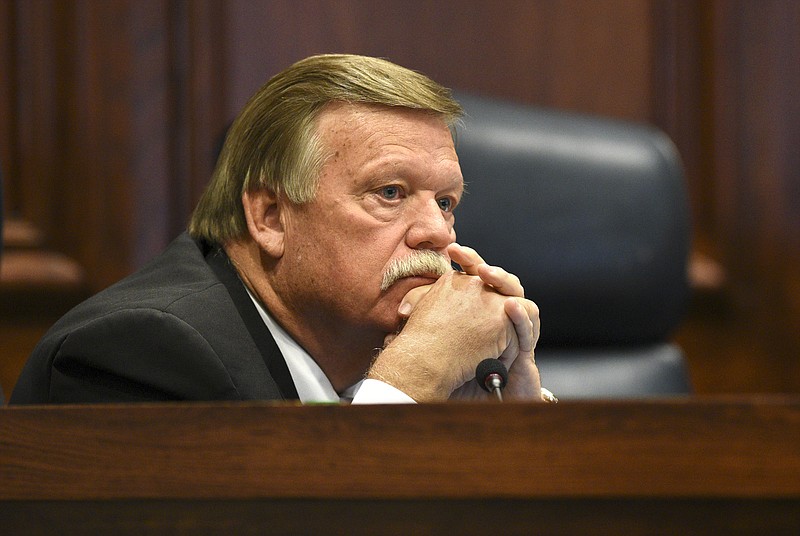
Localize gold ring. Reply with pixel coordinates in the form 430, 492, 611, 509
540, 387, 558, 404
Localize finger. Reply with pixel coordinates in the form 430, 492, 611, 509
497, 302, 525, 370
498, 298, 539, 368
447, 243, 486, 275
477, 264, 524, 297
448, 243, 525, 297
516, 297, 541, 343
397, 284, 434, 317
503, 298, 544, 401
506, 355, 544, 400
505, 298, 534, 354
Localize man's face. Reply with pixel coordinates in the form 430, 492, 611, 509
275, 103, 463, 336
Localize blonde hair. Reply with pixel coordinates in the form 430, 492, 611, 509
188, 54, 463, 243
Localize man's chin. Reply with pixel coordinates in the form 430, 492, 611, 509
373, 314, 404, 340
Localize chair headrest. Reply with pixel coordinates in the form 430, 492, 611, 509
452, 93, 691, 346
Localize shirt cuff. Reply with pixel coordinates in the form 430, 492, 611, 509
350, 378, 417, 404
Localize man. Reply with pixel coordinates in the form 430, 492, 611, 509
11, 54, 546, 404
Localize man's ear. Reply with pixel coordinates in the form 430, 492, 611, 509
242, 188, 285, 258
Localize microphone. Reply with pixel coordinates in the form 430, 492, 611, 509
476, 358, 508, 402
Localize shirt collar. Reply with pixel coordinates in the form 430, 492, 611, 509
243, 286, 360, 403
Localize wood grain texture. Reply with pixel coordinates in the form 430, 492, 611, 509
1, 400, 799, 533
2, 399, 799, 501
2, 498, 798, 535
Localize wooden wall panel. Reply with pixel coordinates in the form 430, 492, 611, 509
167, 0, 228, 233
649, 0, 714, 240
695, 0, 800, 392
0, 0, 12, 186
2, 0, 227, 290
224, 0, 653, 124
0, 0, 227, 397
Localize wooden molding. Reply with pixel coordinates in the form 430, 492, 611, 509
1, 219, 84, 290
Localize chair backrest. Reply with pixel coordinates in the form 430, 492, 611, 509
452, 93, 692, 398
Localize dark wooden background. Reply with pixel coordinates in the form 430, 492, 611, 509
1, 0, 799, 399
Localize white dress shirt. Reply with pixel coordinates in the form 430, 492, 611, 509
245, 288, 415, 404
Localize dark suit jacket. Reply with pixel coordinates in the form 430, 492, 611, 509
10, 234, 299, 404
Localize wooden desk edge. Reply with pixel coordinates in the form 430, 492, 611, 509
2, 397, 799, 501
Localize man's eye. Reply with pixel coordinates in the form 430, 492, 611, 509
380, 186, 401, 200
437, 197, 454, 212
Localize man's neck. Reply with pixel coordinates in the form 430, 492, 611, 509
224, 240, 383, 392
276, 313, 384, 392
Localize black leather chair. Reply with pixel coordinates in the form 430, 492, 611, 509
453, 93, 692, 399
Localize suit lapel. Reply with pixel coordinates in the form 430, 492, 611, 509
204, 244, 300, 400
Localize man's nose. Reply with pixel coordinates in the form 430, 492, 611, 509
406, 199, 454, 250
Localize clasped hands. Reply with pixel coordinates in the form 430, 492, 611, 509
368, 243, 543, 402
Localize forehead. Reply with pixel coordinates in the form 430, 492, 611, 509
315, 101, 454, 141
314, 103, 462, 183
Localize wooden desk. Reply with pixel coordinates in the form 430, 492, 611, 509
1, 398, 799, 534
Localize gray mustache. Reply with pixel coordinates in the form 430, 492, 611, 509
381, 250, 451, 291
